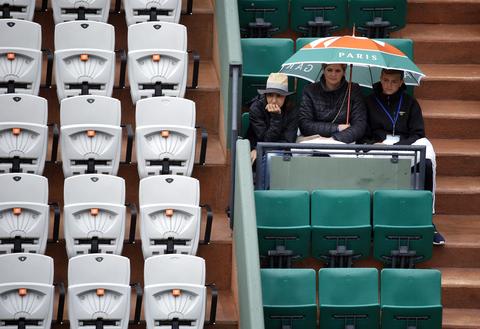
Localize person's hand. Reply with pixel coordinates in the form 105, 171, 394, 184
250, 149, 257, 164
338, 124, 350, 131
265, 103, 281, 114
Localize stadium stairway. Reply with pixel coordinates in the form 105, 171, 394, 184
35, 0, 237, 328
395, 1, 480, 327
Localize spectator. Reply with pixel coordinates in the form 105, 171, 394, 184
298, 63, 367, 143
364, 68, 445, 245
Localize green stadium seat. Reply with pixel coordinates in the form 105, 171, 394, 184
255, 190, 310, 267
311, 190, 371, 267
238, 0, 289, 37
373, 190, 434, 268
261, 268, 317, 329
381, 269, 442, 329
241, 112, 250, 138
241, 38, 294, 105
319, 268, 380, 329
290, 0, 348, 37
348, 0, 407, 38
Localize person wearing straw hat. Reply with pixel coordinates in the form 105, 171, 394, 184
248, 72, 297, 162
298, 63, 367, 144
364, 68, 445, 245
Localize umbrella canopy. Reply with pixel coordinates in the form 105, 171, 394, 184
280, 35, 425, 87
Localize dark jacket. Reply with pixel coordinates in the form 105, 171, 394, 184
364, 82, 425, 145
298, 77, 367, 143
248, 94, 299, 148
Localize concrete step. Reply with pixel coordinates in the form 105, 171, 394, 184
421, 100, 480, 139
441, 268, 480, 309
436, 176, 480, 215
424, 215, 480, 268
443, 308, 480, 329
392, 24, 480, 64
407, 0, 480, 25
432, 139, 480, 176
416, 65, 480, 100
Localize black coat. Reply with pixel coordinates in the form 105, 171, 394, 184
364, 82, 425, 145
298, 77, 367, 143
248, 95, 299, 148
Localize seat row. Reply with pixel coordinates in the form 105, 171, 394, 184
0, 0, 184, 25
241, 37, 414, 105
0, 252, 215, 329
255, 189, 434, 268
0, 94, 206, 177
0, 173, 212, 258
261, 267, 442, 328
0, 19, 198, 103
238, 0, 407, 38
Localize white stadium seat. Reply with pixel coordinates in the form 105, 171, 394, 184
0, 0, 35, 21
144, 254, 206, 329
0, 19, 42, 94
64, 174, 126, 258
123, 0, 181, 26
52, 0, 110, 24
54, 21, 115, 100
0, 253, 54, 329
139, 175, 200, 258
0, 94, 48, 175
0, 174, 49, 254
68, 254, 130, 329
128, 22, 187, 103
136, 97, 196, 177
60, 95, 122, 177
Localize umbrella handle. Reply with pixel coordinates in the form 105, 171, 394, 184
346, 64, 353, 125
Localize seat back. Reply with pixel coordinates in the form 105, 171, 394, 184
123, 0, 181, 26
136, 96, 196, 177
381, 269, 442, 329
290, 0, 348, 36
0, 173, 49, 254
311, 190, 371, 262
0, 253, 54, 329
144, 254, 206, 329
128, 22, 188, 103
0, 0, 35, 20
54, 21, 115, 100
319, 268, 379, 328
139, 175, 200, 258
68, 254, 131, 329
63, 174, 126, 258
348, 0, 407, 38
238, 0, 289, 37
373, 190, 434, 266
0, 19, 42, 95
241, 38, 294, 105
261, 268, 316, 329
255, 190, 310, 263
0, 94, 48, 175
60, 95, 122, 177
51, 0, 110, 24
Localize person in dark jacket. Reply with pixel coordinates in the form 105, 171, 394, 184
364, 68, 445, 245
299, 64, 367, 143
248, 72, 298, 162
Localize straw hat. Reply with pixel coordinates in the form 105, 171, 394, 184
257, 73, 294, 96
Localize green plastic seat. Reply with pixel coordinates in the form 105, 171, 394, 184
311, 190, 371, 267
381, 269, 442, 329
241, 38, 294, 105
261, 268, 317, 329
255, 190, 310, 267
319, 268, 380, 329
241, 112, 250, 138
290, 0, 348, 37
238, 0, 289, 37
348, 0, 407, 38
373, 190, 434, 268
